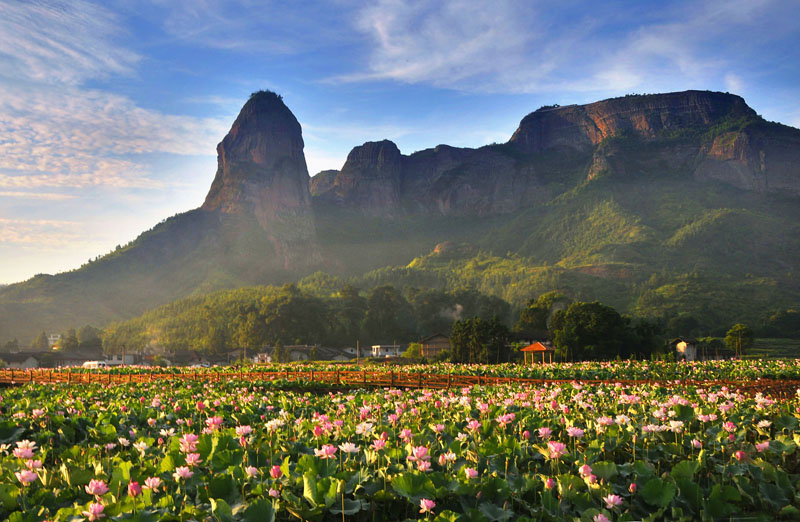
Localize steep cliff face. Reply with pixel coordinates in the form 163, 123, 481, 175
509, 90, 755, 153
313, 90, 799, 212
202, 91, 317, 266
694, 122, 800, 194
319, 140, 405, 213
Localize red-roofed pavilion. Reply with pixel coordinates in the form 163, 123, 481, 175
520, 341, 555, 364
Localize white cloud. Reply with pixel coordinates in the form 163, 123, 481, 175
336, 0, 794, 97
0, 218, 82, 246
0, 82, 228, 189
0, 0, 139, 85
0, 191, 76, 200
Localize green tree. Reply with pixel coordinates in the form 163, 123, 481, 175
272, 341, 285, 363
2, 338, 19, 352
363, 286, 415, 344
550, 301, 629, 361
261, 284, 328, 345
514, 292, 570, 337
403, 342, 422, 358
32, 331, 49, 350
60, 327, 79, 352
450, 317, 511, 364
77, 325, 103, 350
724, 323, 754, 358
233, 303, 267, 360
332, 284, 367, 344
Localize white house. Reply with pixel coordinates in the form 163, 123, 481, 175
371, 344, 402, 358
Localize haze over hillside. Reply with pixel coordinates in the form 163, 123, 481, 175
1, 90, 799, 343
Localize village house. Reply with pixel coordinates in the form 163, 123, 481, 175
419, 334, 451, 358
371, 344, 403, 358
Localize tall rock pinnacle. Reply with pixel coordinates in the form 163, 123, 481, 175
202, 91, 317, 267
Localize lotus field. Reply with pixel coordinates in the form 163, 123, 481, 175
1, 370, 800, 521
59, 358, 800, 381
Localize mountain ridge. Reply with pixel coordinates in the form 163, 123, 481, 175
1, 89, 798, 343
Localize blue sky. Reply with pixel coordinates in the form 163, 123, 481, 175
1, 0, 798, 284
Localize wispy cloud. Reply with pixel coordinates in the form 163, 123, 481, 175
336, 0, 795, 97
0, 191, 76, 200
150, 0, 350, 53
0, 83, 228, 189
0, 217, 82, 246
0, 0, 139, 85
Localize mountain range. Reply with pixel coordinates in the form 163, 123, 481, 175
2, 89, 799, 343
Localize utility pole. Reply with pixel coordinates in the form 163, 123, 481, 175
356, 340, 360, 364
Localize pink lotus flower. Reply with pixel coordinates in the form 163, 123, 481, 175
723, 421, 736, 433
604, 494, 623, 509
371, 438, 387, 451
467, 420, 481, 432
128, 481, 142, 497
464, 467, 478, 479
13, 440, 36, 459
314, 444, 337, 459
593, 514, 610, 522
85, 479, 109, 497
143, 477, 162, 492
25, 459, 43, 470
629, 482, 637, 494
269, 488, 280, 498
173, 466, 194, 481
419, 498, 436, 514
15, 469, 38, 485
547, 441, 568, 459
538, 427, 552, 439
235, 425, 252, 437
270, 465, 282, 478
734, 450, 747, 461
400, 429, 413, 442
179, 433, 199, 453
339, 442, 359, 454
545, 477, 556, 489
185, 453, 202, 467
566, 427, 584, 438
578, 464, 592, 477
407, 446, 431, 462
82, 502, 105, 521
417, 461, 431, 472
245, 466, 258, 478
756, 441, 770, 452
205, 416, 223, 431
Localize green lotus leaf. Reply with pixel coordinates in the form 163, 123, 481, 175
670, 460, 699, 480
210, 498, 234, 522
478, 501, 514, 521
641, 477, 676, 507
391, 471, 436, 499
591, 461, 618, 482
242, 499, 276, 522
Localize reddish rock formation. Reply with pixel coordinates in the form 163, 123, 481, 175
202, 90, 317, 266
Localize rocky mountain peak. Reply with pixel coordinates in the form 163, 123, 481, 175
202, 90, 317, 266
509, 90, 757, 153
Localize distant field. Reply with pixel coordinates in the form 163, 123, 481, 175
746, 338, 800, 359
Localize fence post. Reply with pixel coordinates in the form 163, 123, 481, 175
363, 370, 367, 386
447, 374, 451, 389
336, 369, 340, 385
310, 369, 314, 384
418, 373, 422, 389
390, 371, 395, 387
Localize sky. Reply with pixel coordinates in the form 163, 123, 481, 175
1, 0, 798, 285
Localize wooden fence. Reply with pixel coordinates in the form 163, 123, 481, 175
1, 368, 798, 398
